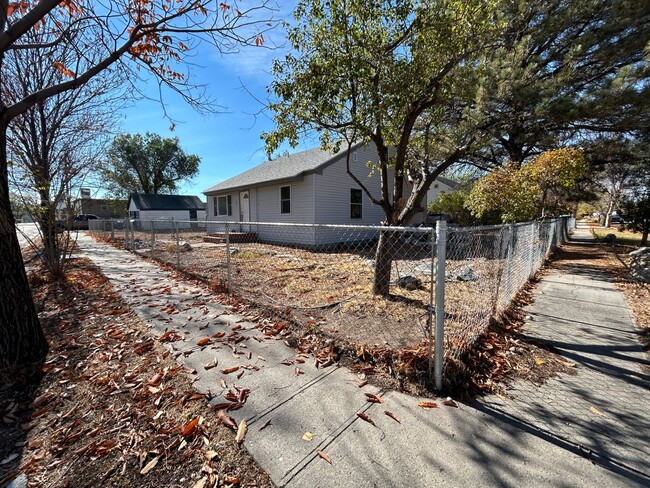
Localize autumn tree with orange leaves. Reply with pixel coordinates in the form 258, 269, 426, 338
0, 0, 276, 372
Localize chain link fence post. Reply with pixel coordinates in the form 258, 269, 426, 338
434, 220, 447, 392
528, 221, 537, 277
150, 220, 155, 258
225, 221, 232, 294
428, 226, 436, 378
504, 224, 515, 302
129, 219, 135, 251
175, 221, 180, 268
110, 219, 115, 240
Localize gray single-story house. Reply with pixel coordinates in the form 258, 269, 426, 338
203, 144, 456, 246
128, 193, 206, 228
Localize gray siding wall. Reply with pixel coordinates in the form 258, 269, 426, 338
425, 179, 456, 208
314, 144, 386, 225
254, 175, 315, 245
313, 144, 388, 245
206, 177, 316, 245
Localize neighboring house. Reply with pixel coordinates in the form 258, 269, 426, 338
127, 193, 206, 228
203, 143, 451, 246
424, 176, 460, 208
72, 198, 127, 219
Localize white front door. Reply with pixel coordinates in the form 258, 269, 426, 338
239, 191, 250, 231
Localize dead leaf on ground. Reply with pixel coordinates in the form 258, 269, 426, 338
221, 366, 240, 374
217, 410, 237, 431
140, 456, 160, 475
442, 398, 459, 408
302, 432, 313, 441
204, 450, 218, 461
192, 477, 208, 488
356, 412, 375, 426
197, 337, 212, 346
204, 358, 218, 370
182, 417, 200, 437
365, 393, 383, 404
418, 402, 438, 410
590, 406, 605, 417
317, 450, 332, 464
384, 411, 401, 423
149, 372, 163, 386
235, 419, 247, 445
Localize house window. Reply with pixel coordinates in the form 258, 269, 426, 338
280, 186, 291, 214
434, 184, 439, 189
350, 189, 363, 219
215, 195, 232, 216
130, 211, 140, 219
101, 205, 108, 211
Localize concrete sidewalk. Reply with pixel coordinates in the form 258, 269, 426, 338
76, 232, 649, 487
483, 227, 650, 481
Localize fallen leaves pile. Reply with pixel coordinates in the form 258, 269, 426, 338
0, 257, 271, 487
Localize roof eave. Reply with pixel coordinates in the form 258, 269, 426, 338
204, 174, 306, 195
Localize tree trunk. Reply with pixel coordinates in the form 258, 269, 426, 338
642, 229, 648, 247
604, 198, 615, 228
38, 203, 64, 277
0, 122, 48, 371
373, 229, 399, 296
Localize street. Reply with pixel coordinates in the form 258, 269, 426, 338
15, 222, 40, 248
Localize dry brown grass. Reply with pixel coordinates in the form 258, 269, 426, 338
591, 226, 646, 247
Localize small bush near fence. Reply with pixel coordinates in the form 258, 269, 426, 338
89, 217, 573, 389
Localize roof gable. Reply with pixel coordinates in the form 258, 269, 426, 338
436, 176, 461, 190
128, 193, 206, 211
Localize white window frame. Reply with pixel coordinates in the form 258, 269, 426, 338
215, 195, 232, 216
280, 185, 291, 214
350, 188, 363, 220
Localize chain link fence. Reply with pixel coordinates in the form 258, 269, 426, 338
89, 216, 573, 389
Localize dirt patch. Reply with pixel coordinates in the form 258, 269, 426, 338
116, 232, 503, 356
0, 257, 272, 488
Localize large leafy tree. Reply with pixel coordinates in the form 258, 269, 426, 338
0, 1, 275, 371
104, 133, 200, 197
467, 148, 587, 223
471, 0, 650, 168
264, 0, 500, 295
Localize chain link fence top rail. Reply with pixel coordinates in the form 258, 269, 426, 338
88, 216, 572, 384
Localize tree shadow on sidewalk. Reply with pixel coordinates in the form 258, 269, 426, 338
471, 399, 650, 486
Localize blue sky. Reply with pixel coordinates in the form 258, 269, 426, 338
115, 2, 309, 199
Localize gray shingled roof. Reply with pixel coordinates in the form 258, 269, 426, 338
436, 176, 461, 189
203, 146, 343, 194
129, 193, 206, 211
